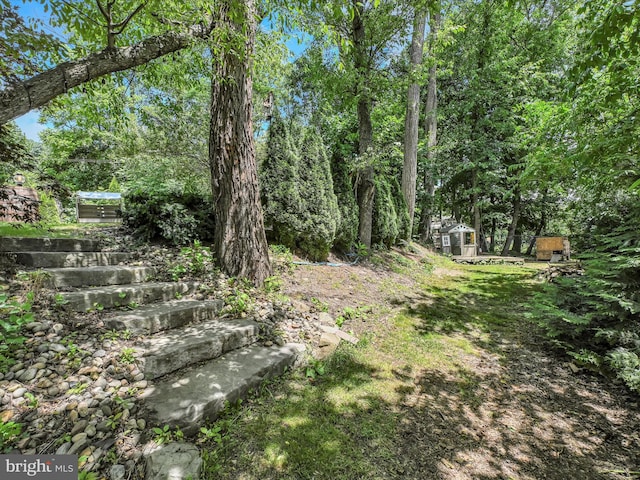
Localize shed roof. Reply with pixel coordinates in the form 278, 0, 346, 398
441, 223, 475, 233
77, 191, 122, 200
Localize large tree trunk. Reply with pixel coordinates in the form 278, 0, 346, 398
352, 0, 375, 249
209, 0, 271, 286
501, 186, 521, 256
418, 11, 441, 243
402, 8, 428, 240
0, 22, 215, 125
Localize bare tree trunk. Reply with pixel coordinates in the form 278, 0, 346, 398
1, 22, 215, 125
402, 8, 428, 240
489, 215, 497, 253
209, 0, 271, 286
526, 210, 546, 255
419, 11, 441, 243
353, 0, 375, 249
501, 186, 521, 256
471, 167, 482, 236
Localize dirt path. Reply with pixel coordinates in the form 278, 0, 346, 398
282, 251, 640, 479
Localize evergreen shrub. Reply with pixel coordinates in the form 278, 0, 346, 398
372, 176, 408, 247
260, 116, 341, 261
533, 196, 640, 392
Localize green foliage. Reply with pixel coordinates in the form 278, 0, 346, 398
0, 293, 33, 372
372, 176, 405, 247
261, 116, 340, 261
330, 152, 359, 252
0, 421, 22, 452
119, 348, 136, 365
226, 291, 251, 315
311, 297, 329, 312
533, 196, 640, 392
0, 124, 32, 185
169, 240, 214, 280
152, 425, 184, 445
269, 244, 295, 274
305, 358, 326, 379
335, 306, 370, 328
108, 176, 121, 192
123, 183, 214, 246
261, 114, 304, 249
198, 425, 223, 445
37, 191, 60, 226
297, 129, 341, 261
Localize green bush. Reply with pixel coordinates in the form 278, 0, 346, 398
37, 191, 60, 226
123, 186, 214, 246
372, 176, 401, 247
532, 196, 640, 392
331, 153, 359, 253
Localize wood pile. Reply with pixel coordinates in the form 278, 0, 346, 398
538, 263, 584, 283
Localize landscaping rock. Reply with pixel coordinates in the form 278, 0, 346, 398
144, 442, 201, 480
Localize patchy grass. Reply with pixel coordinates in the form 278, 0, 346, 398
198, 259, 639, 479
0, 222, 87, 238
200, 259, 544, 480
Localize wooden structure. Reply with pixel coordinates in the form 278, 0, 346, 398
535, 236, 570, 261
441, 223, 477, 257
76, 191, 122, 223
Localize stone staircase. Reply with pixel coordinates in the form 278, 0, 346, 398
1, 236, 304, 432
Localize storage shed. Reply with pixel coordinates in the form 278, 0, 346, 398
76, 191, 122, 223
441, 223, 477, 257
535, 236, 570, 261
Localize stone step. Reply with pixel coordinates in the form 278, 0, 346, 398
0, 237, 101, 252
14, 251, 131, 268
104, 299, 225, 335
140, 318, 260, 380
59, 282, 198, 312
43, 265, 156, 288
143, 343, 305, 432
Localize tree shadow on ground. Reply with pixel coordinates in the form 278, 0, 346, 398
396, 267, 640, 479
208, 347, 410, 479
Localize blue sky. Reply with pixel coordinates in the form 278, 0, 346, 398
11, 0, 55, 141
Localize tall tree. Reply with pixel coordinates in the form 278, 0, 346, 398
401, 5, 428, 240
209, 0, 271, 285
418, 8, 440, 243
352, 0, 376, 249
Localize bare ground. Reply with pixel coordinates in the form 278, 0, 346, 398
281, 249, 640, 479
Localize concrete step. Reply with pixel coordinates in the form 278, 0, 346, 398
140, 318, 260, 379
142, 343, 305, 432
0, 237, 101, 252
104, 299, 225, 335
43, 265, 156, 288
14, 251, 131, 268
59, 282, 198, 312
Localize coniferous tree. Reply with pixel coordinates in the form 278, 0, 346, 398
298, 129, 341, 261
331, 153, 359, 252
260, 114, 304, 249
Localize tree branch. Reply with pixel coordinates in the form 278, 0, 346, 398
0, 21, 214, 125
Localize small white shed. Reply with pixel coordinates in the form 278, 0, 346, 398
440, 223, 477, 257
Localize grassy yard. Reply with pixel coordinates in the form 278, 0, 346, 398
0, 222, 112, 238
199, 262, 544, 479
